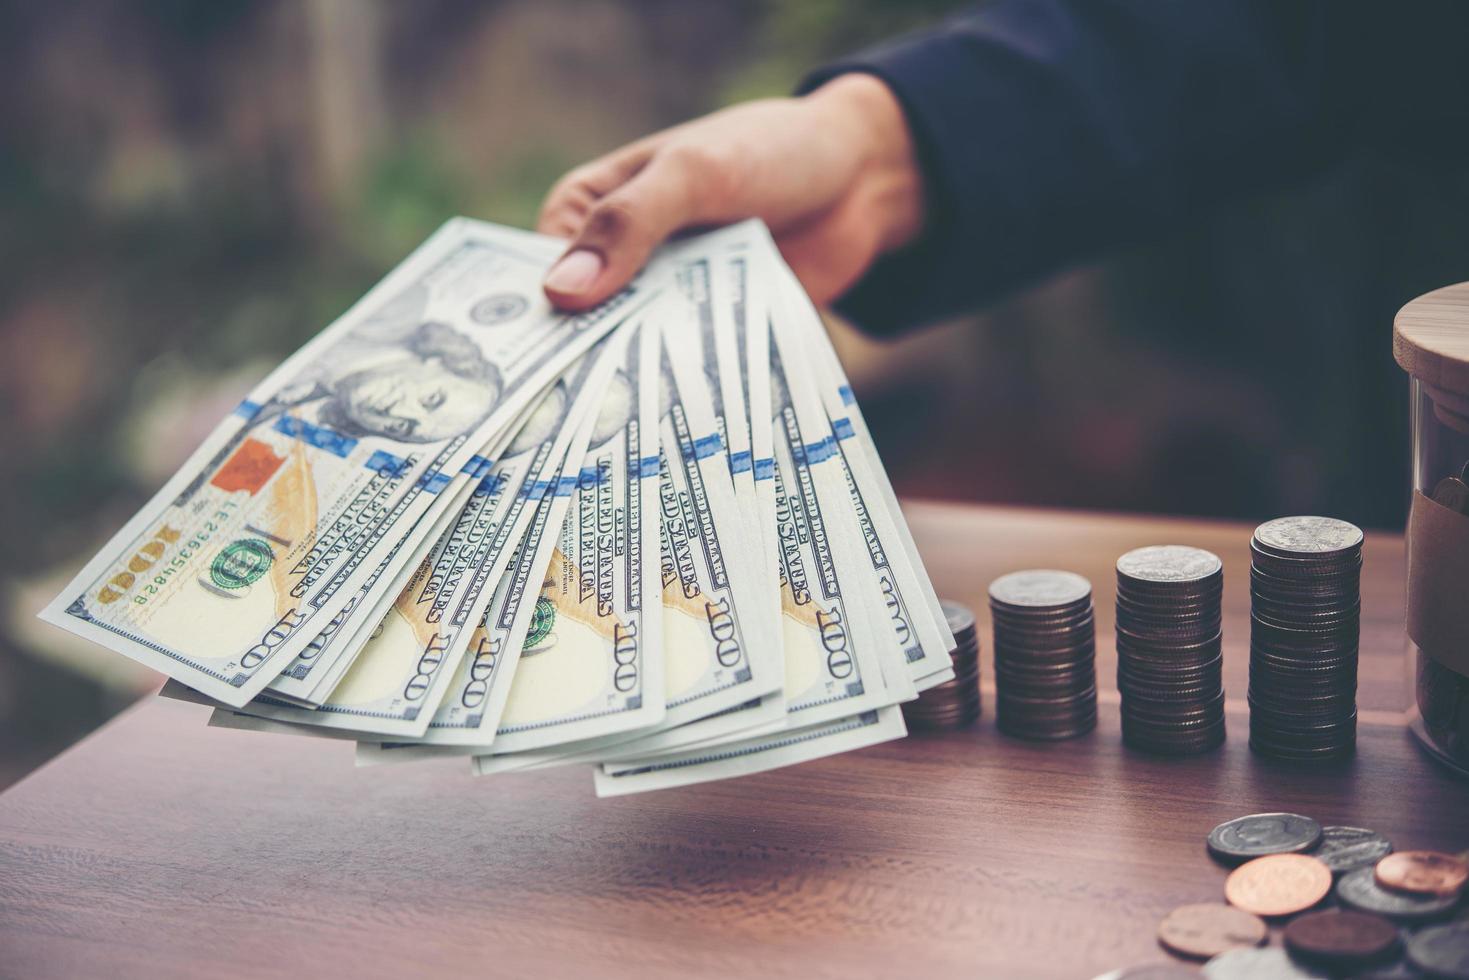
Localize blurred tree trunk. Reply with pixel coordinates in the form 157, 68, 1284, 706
306, 0, 385, 217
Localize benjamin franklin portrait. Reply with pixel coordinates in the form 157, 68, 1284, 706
266, 284, 503, 446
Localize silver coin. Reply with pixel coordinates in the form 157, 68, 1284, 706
940, 599, 976, 636
1118, 545, 1223, 583
1408, 922, 1469, 979
1336, 866, 1462, 921
1206, 812, 1322, 862
1254, 516, 1364, 557
988, 569, 1092, 608
1203, 947, 1326, 979
1314, 826, 1393, 874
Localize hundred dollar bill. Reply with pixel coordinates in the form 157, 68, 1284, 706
213, 441, 583, 745
464, 235, 832, 776
592, 277, 907, 766
360, 325, 629, 753
567, 244, 791, 760
457, 321, 664, 752
265, 399, 540, 706
469, 272, 875, 775
666, 231, 787, 723
257, 465, 481, 708
266, 475, 481, 709
593, 705, 906, 797
766, 257, 953, 689
730, 236, 781, 644
42, 218, 643, 707
762, 323, 912, 726
222, 348, 611, 738
435, 349, 620, 747
468, 294, 789, 771
648, 298, 784, 731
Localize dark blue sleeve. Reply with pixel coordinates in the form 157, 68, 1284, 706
800, 0, 1393, 335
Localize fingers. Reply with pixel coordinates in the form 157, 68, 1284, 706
543, 147, 714, 311
536, 139, 655, 240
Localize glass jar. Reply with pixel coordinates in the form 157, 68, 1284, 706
1397, 284, 1469, 777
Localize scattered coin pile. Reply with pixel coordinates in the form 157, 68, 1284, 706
987, 570, 1097, 740
1115, 546, 1226, 755
1249, 516, 1363, 761
902, 600, 981, 730
1094, 811, 1469, 979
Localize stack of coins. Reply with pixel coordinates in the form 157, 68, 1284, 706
1249, 516, 1363, 761
1115, 545, 1226, 754
902, 600, 981, 729
987, 570, 1097, 739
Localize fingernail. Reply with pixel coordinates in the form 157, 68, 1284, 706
544, 249, 604, 295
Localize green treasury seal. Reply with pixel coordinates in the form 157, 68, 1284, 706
210, 539, 274, 590
524, 595, 556, 653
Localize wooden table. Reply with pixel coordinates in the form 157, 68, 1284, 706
3, 503, 1465, 979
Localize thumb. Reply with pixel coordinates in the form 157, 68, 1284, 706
543, 151, 701, 311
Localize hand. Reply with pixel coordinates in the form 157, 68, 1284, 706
537, 73, 925, 311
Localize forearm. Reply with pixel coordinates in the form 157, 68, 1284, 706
806, 0, 1362, 334
804, 74, 927, 256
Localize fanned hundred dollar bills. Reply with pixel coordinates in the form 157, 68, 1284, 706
43, 217, 955, 796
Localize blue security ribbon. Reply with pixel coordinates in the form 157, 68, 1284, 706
461, 455, 495, 479
681, 432, 724, 462
275, 415, 360, 458
753, 457, 775, 481
519, 479, 552, 501
796, 436, 837, 465
234, 400, 264, 421
417, 470, 451, 494
578, 465, 612, 487
636, 454, 662, 479
833, 417, 856, 441
838, 385, 856, 407
365, 449, 412, 478
729, 450, 753, 474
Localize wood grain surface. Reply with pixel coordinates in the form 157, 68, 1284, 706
2, 502, 1464, 980
1394, 279, 1469, 395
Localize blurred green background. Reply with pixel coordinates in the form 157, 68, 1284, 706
2, 0, 1467, 786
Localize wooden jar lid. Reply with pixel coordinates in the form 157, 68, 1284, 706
1395, 282, 1469, 395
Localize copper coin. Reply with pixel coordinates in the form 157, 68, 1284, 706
1225, 854, 1333, 917
1157, 903, 1268, 959
1375, 851, 1469, 897
1284, 909, 1400, 963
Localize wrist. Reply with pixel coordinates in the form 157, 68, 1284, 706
808, 72, 926, 254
